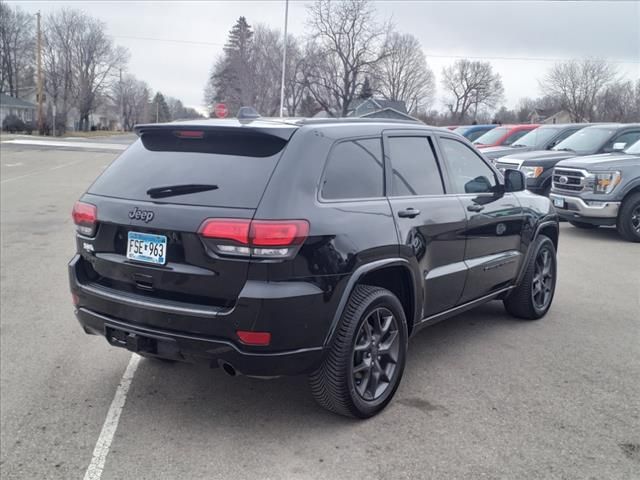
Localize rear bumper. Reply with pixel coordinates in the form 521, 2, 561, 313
69, 254, 335, 375
76, 307, 324, 376
549, 193, 620, 225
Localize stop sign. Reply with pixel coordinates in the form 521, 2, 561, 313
214, 103, 228, 118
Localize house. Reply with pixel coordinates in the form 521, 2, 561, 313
360, 107, 417, 121
347, 97, 409, 117
0, 93, 36, 124
529, 108, 574, 124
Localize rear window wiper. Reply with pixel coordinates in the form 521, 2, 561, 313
146, 184, 218, 199
553, 147, 575, 152
511, 143, 526, 148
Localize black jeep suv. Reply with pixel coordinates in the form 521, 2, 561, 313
69, 118, 559, 418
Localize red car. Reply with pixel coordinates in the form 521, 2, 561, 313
473, 124, 539, 148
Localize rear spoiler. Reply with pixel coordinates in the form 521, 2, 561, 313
133, 121, 298, 141
133, 122, 296, 157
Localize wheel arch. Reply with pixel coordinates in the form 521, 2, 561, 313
323, 259, 420, 346
515, 220, 558, 286
619, 184, 640, 209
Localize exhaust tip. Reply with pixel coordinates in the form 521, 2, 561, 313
220, 361, 237, 377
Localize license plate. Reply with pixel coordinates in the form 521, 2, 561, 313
126, 231, 167, 265
553, 197, 565, 208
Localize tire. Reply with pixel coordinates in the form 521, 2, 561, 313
504, 234, 557, 320
309, 285, 408, 418
617, 193, 640, 242
569, 221, 599, 229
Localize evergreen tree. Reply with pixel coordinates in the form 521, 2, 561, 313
205, 17, 254, 114
358, 77, 373, 100
151, 92, 171, 123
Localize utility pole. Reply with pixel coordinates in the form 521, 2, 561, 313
36, 11, 44, 134
278, 0, 289, 118
119, 68, 124, 131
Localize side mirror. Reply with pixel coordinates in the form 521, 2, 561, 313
464, 176, 493, 193
612, 142, 626, 152
504, 169, 526, 192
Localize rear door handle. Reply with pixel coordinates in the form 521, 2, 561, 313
467, 204, 485, 212
398, 208, 420, 218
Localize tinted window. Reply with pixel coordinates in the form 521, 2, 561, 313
440, 137, 497, 194
89, 134, 286, 208
388, 136, 444, 196
321, 138, 384, 199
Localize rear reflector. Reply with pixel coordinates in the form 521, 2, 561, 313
198, 218, 309, 259
72, 201, 97, 236
237, 330, 271, 346
72, 292, 79, 306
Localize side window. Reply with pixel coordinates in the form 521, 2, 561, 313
387, 136, 444, 196
605, 130, 640, 151
321, 138, 384, 200
439, 137, 497, 194
503, 130, 528, 146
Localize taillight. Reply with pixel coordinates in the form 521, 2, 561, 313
72, 201, 97, 236
198, 218, 309, 259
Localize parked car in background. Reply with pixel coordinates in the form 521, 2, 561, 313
473, 124, 539, 148
444, 125, 459, 130
494, 124, 640, 196
550, 139, 640, 242
453, 124, 496, 142
482, 124, 587, 161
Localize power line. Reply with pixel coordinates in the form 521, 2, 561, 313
109, 34, 225, 47
423, 52, 639, 65
108, 33, 640, 65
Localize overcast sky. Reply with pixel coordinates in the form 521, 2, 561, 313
10, 0, 640, 113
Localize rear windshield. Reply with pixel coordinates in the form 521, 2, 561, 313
88, 131, 287, 208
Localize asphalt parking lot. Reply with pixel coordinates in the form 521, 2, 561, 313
1, 135, 639, 480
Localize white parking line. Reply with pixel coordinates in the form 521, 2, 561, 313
0, 159, 85, 184
1, 139, 128, 150
83, 354, 141, 480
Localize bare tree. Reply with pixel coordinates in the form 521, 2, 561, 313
374, 32, 435, 114
306, 0, 390, 116
540, 58, 617, 122
111, 73, 150, 130
441, 59, 504, 123
250, 24, 283, 116
165, 95, 203, 121
0, 2, 34, 97
68, 12, 128, 130
42, 9, 81, 132
596, 79, 640, 122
